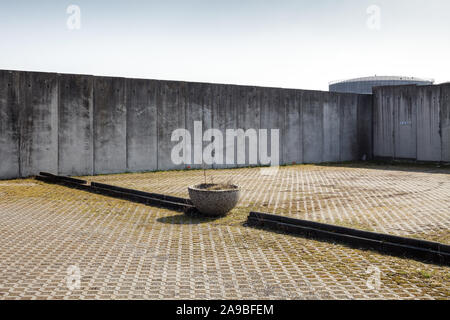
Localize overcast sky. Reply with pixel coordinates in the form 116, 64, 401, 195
0, 0, 449, 90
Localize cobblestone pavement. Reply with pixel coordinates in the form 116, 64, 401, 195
0, 164, 448, 299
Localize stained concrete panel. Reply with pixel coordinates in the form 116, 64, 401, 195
323, 93, 340, 162
441, 84, 450, 162
235, 86, 261, 167
0, 70, 20, 179
0, 69, 384, 179
58, 74, 94, 176
393, 86, 417, 160
19, 71, 59, 177
185, 82, 208, 169
302, 91, 323, 163
211, 84, 236, 169
417, 86, 441, 162
357, 94, 373, 160
283, 89, 302, 165
373, 87, 394, 158
157, 81, 186, 171
93, 77, 127, 174
260, 87, 283, 166
126, 79, 158, 172
201, 84, 214, 169
339, 94, 358, 161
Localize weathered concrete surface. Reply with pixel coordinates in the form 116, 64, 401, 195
0, 69, 376, 179
157, 81, 186, 171
373, 87, 395, 158
19, 71, 59, 177
93, 77, 127, 174
58, 74, 94, 176
357, 94, 373, 160
212, 84, 236, 169
302, 91, 324, 163
260, 87, 281, 166
393, 86, 417, 160
283, 89, 302, 164
416, 86, 441, 162
323, 93, 340, 162
125, 79, 158, 172
339, 94, 358, 161
0, 71, 20, 179
235, 86, 261, 167
373, 84, 450, 162
441, 84, 450, 162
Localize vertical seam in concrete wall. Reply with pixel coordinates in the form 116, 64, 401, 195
156, 81, 159, 171
125, 79, 128, 171
17, 72, 22, 177
57, 74, 61, 174
300, 91, 303, 163
371, 94, 374, 160
416, 90, 418, 160
89, 77, 94, 175
439, 85, 443, 162
92, 78, 97, 175
338, 95, 342, 162
394, 91, 397, 159
301, 93, 305, 163
392, 90, 397, 159
322, 94, 325, 163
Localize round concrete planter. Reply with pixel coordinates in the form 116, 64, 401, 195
188, 184, 240, 216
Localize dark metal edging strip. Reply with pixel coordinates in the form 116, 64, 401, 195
36, 175, 194, 212
90, 182, 192, 205
249, 211, 450, 254
247, 214, 450, 266
39, 172, 87, 185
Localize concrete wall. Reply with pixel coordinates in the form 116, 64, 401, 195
0, 71, 20, 179
59, 74, 94, 176
0, 70, 373, 179
19, 71, 59, 177
373, 84, 450, 162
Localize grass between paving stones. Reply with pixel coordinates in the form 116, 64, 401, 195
0, 178, 449, 299
75, 164, 450, 245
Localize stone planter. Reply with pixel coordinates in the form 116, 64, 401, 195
188, 184, 240, 216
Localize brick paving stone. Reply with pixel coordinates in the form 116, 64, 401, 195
0, 164, 448, 300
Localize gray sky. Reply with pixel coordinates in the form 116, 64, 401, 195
0, 0, 449, 90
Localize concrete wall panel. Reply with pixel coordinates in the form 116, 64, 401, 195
260, 87, 283, 166
339, 94, 358, 161
0, 69, 378, 179
441, 85, 450, 162
0, 71, 20, 179
211, 84, 236, 169
373, 87, 394, 158
283, 89, 302, 164
417, 86, 441, 161
236, 86, 261, 167
357, 94, 373, 160
58, 74, 94, 176
157, 81, 186, 171
302, 91, 323, 163
323, 93, 340, 162
19, 72, 58, 177
393, 86, 417, 160
93, 77, 127, 174
126, 79, 158, 172
185, 82, 206, 169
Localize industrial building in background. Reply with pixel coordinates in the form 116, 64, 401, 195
329, 76, 434, 94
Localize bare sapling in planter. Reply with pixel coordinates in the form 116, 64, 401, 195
188, 163, 240, 216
